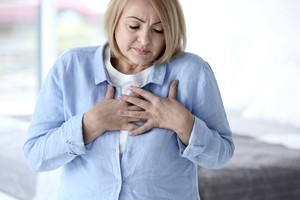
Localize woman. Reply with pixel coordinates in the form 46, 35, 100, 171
24, 0, 235, 199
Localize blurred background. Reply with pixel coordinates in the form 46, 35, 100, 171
0, 0, 108, 199
0, 0, 299, 199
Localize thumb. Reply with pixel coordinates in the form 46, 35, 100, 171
168, 80, 178, 99
105, 84, 115, 99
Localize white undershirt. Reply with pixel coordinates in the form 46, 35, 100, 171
104, 46, 152, 157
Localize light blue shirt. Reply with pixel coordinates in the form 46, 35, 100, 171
24, 44, 234, 200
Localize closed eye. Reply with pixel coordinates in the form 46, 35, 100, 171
129, 25, 139, 30
154, 29, 164, 34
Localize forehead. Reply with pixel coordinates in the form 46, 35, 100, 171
122, 0, 160, 22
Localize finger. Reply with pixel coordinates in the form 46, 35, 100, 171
128, 86, 157, 102
118, 110, 148, 121
121, 122, 140, 131
128, 118, 147, 122
120, 95, 151, 109
127, 105, 144, 111
130, 122, 154, 136
168, 80, 178, 99
105, 84, 115, 99
129, 91, 142, 99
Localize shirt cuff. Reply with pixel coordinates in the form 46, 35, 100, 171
65, 114, 86, 156
178, 117, 208, 158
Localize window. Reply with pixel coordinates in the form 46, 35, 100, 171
0, 0, 39, 119
0, 1, 108, 198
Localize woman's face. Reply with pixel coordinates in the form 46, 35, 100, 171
114, 0, 165, 68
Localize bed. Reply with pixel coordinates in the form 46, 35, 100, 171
198, 134, 300, 200
197, 109, 300, 200
1, 110, 300, 200
0, 115, 36, 200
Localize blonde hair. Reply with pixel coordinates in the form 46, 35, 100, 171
104, 0, 186, 64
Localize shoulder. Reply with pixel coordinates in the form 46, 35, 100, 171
168, 51, 213, 75
59, 45, 101, 62
44, 45, 105, 83
51, 45, 104, 72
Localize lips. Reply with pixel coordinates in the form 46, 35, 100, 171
134, 48, 150, 55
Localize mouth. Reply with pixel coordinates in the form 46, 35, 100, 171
134, 48, 150, 55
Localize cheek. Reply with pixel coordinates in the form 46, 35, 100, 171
115, 31, 124, 47
154, 38, 166, 54
116, 32, 135, 51
115, 26, 130, 49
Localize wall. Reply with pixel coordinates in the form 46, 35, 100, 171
181, 0, 300, 110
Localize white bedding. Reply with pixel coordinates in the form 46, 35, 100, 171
0, 115, 36, 200
227, 108, 300, 150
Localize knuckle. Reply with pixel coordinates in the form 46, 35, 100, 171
135, 98, 142, 106
153, 97, 163, 105
134, 112, 143, 119
138, 112, 143, 118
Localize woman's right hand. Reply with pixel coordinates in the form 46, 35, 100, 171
82, 84, 142, 144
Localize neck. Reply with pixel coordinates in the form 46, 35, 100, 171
111, 57, 150, 75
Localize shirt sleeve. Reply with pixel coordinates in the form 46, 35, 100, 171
23, 57, 86, 172
177, 62, 235, 169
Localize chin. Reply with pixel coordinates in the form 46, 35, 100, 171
130, 59, 151, 67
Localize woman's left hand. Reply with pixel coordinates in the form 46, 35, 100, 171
118, 80, 194, 145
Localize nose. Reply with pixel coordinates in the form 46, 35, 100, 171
138, 29, 151, 46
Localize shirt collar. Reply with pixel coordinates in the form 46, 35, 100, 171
148, 62, 167, 86
93, 43, 109, 85
93, 42, 167, 86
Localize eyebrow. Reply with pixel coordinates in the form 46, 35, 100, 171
126, 16, 161, 25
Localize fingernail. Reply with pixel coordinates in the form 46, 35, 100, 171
129, 131, 135, 136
